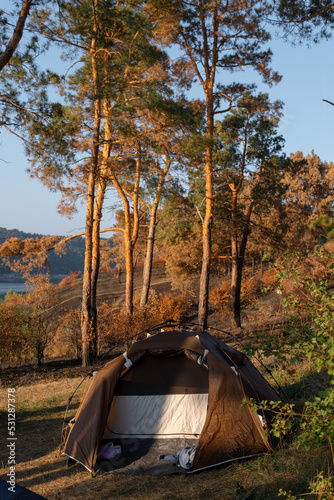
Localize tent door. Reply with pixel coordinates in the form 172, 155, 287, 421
104, 354, 209, 439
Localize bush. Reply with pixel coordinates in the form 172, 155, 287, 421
210, 278, 230, 314
50, 307, 81, 358
0, 300, 29, 362
98, 291, 190, 350
0, 273, 66, 364
210, 268, 278, 314
246, 249, 334, 498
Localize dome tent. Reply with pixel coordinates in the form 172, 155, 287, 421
63, 324, 282, 475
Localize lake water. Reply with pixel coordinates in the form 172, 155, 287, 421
0, 275, 67, 297
0, 283, 26, 295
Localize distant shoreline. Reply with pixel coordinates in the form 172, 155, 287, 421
0, 274, 69, 297
0, 273, 69, 283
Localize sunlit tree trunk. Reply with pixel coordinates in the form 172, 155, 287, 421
196, 3, 219, 330
124, 145, 141, 319
90, 95, 112, 352
198, 87, 215, 330
140, 153, 171, 308
81, 161, 98, 367
106, 131, 141, 320
91, 175, 107, 347
102, 99, 139, 319
81, 3, 101, 367
124, 227, 134, 319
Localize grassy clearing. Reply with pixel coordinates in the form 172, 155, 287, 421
0, 362, 332, 500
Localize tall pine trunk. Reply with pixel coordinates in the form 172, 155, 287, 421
90, 99, 112, 353
229, 189, 239, 326
124, 227, 134, 320
140, 155, 170, 308
124, 146, 140, 319
107, 142, 141, 321
90, 177, 107, 351
140, 207, 156, 309
0, 0, 32, 71
198, 91, 214, 330
230, 199, 254, 327
81, 6, 101, 367
81, 164, 98, 367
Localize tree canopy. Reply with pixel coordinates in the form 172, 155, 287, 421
1, 0, 334, 365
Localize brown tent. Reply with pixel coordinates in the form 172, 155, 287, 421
63, 327, 282, 475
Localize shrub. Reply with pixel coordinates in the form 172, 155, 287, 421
55, 271, 81, 289
210, 278, 230, 314
51, 307, 81, 358
210, 268, 278, 314
98, 291, 190, 350
245, 249, 334, 498
0, 273, 66, 364
0, 300, 29, 362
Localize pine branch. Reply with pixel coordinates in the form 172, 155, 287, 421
0, 0, 33, 71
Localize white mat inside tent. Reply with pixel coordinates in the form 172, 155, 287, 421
105, 393, 208, 438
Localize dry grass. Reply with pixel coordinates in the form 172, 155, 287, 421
0, 363, 332, 499
0, 378, 85, 464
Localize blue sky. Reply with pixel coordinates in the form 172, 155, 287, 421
1, 22, 334, 236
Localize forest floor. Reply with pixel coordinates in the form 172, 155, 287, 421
0, 266, 331, 499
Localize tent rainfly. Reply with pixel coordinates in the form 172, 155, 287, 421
63, 327, 282, 474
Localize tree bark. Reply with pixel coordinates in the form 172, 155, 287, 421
81, 3, 101, 367
103, 95, 140, 320
81, 163, 97, 367
230, 199, 254, 328
0, 0, 32, 72
107, 157, 136, 320
140, 217, 155, 309
90, 96, 112, 354
124, 228, 134, 319
228, 113, 249, 328
107, 173, 134, 319
197, 4, 218, 330
90, 177, 107, 350
229, 189, 239, 326
123, 146, 141, 320
140, 154, 170, 308
198, 90, 214, 330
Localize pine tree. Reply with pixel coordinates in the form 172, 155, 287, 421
153, 0, 281, 328
8, 0, 172, 363
214, 92, 286, 326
